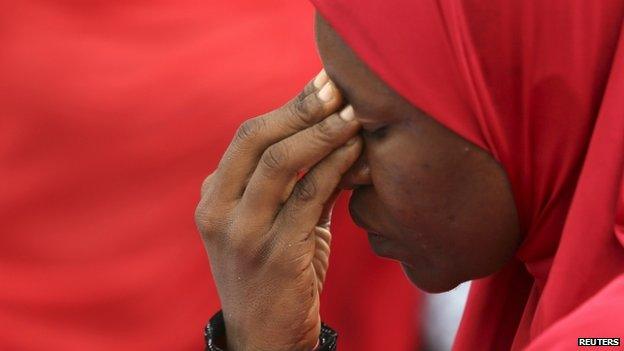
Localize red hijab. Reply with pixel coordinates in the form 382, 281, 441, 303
0, 1, 419, 350
311, 0, 624, 349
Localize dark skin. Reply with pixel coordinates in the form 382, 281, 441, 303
195, 14, 520, 350
316, 14, 521, 293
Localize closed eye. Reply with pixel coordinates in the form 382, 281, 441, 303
362, 125, 388, 139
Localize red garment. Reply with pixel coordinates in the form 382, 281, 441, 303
311, 0, 624, 349
0, 1, 419, 350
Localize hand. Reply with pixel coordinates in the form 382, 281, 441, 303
195, 70, 362, 351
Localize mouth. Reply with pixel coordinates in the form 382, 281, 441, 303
366, 231, 389, 243
348, 197, 399, 259
348, 200, 379, 234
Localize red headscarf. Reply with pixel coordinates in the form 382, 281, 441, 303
0, 1, 419, 350
311, 0, 624, 349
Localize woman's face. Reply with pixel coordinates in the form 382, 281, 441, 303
316, 14, 521, 292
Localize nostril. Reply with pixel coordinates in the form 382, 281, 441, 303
339, 157, 372, 189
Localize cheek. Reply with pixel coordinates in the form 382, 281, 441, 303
373, 161, 422, 218
365, 132, 468, 285
366, 132, 450, 230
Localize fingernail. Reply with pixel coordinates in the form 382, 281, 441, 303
313, 70, 329, 89
317, 82, 334, 102
339, 105, 355, 121
346, 136, 359, 145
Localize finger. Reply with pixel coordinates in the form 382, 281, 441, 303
211, 70, 343, 202
268, 70, 342, 134
240, 105, 360, 223
318, 188, 341, 230
272, 135, 363, 244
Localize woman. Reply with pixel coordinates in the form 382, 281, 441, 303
197, 0, 624, 350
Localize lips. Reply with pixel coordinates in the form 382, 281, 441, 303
348, 200, 376, 233
348, 192, 404, 260
348, 194, 388, 238
366, 231, 389, 243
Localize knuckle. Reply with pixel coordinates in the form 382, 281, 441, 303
200, 173, 215, 196
235, 117, 264, 142
287, 93, 314, 124
312, 118, 336, 143
194, 201, 230, 242
302, 80, 317, 96
260, 143, 290, 173
293, 176, 318, 202
194, 202, 215, 237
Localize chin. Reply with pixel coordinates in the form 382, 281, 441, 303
400, 262, 463, 293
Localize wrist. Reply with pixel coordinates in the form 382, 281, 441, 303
205, 310, 337, 351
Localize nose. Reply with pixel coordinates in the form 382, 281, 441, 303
339, 153, 372, 189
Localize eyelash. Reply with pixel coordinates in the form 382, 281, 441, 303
362, 125, 388, 139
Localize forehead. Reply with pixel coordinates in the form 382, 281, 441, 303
314, 13, 398, 116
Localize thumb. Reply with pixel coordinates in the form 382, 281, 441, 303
317, 188, 342, 230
